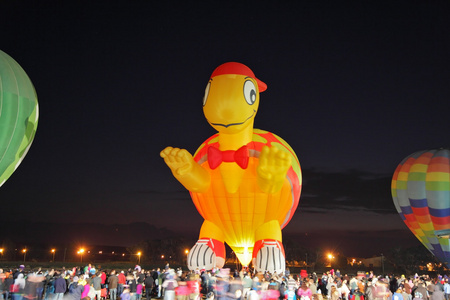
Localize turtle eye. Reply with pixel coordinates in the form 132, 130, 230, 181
243, 80, 257, 105
203, 81, 211, 106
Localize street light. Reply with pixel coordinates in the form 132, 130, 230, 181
137, 252, 141, 264
327, 253, 334, 268
0, 248, 3, 259
185, 249, 189, 264
78, 248, 85, 263
51, 249, 56, 262
22, 249, 27, 262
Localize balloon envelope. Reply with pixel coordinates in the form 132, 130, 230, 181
190, 129, 301, 266
392, 148, 450, 266
0, 50, 39, 187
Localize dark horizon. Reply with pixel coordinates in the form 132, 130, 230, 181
0, 219, 421, 259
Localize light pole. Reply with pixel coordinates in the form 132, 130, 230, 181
305, 253, 308, 272
22, 249, 27, 262
381, 253, 384, 275
51, 249, 56, 262
328, 253, 334, 268
78, 248, 85, 263
137, 252, 141, 264
185, 249, 189, 265
0, 248, 3, 259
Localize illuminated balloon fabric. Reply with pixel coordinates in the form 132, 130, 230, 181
391, 148, 450, 267
161, 62, 301, 273
191, 129, 301, 265
0, 50, 39, 187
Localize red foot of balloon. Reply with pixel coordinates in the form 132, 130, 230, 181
252, 239, 285, 274
187, 238, 225, 270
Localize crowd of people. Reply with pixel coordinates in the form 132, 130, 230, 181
0, 264, 449, 300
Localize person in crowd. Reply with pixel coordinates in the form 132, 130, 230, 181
0, 269, 5, 300
330, 285, 340, 300
350, 277, 358, 295
108, 270, 118, 300
158, 270, 166, 299
242, 273, 253, 299
309, 278, 317, 295
444, 279, 450, 300
365, 279, 375, 300
404, 280, 413, 300
391, 277, 399, 294
100, 272, 106, 289
68, 276, 84, 300
341, 279, 350, 300
136, 280, 143, 300
175, 281, 190, 300
215, 271, 230, 300
265, 279, 280, 300
92, 273, 102, 300
298, 281, 312, 300
228, 276, 243, 300
152, 269, 160, 298
413, 280, 429, 300
394, 287, 404, 300
145, 271, 155, 300
54, 273, 67, 300
5, 273, 14, 300
13, 273, 26, 300
127, 273, 137, 300
313, 290, 324, 300
121, 288, 131, 300
80, 277, 90, 300
43, 272, 55, 300
88, 281, 96, 300
162, 273, 178, 300
402, 286, 412, 300
118, 271, 126, 297
431, 285, 445, 300
286, 275, 298, 292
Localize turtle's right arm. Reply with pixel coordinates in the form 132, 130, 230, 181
160, 147, 211, 193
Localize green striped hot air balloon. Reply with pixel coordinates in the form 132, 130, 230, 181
0, 50, 39, 187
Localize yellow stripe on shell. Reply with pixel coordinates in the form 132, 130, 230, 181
410, 163, 428, 173
427, 172, 450, 182
419, 222, 435, 232
397, 171, 410, 181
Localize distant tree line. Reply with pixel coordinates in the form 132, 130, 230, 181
2, 236, 445, 275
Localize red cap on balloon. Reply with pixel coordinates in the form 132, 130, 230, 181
211, 62, 267, 92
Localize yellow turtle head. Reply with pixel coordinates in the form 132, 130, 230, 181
203, 62, 267, 134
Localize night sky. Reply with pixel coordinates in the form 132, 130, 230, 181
1, 1, 449, 257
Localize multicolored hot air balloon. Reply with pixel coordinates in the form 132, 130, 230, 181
161, 62, 301, 273
0, 50, 39, 187
391, 148, 450, 267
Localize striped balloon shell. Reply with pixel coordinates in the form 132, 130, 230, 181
0, 50, 39, 187
392, 148, 450, 266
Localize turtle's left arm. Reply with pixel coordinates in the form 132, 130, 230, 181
256, 145, 291, 194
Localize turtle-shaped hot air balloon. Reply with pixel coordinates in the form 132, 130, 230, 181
161, 62, 301, 273
0, 50, 39, 187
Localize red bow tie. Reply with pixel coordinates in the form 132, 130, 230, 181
207, 145, 249, 169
